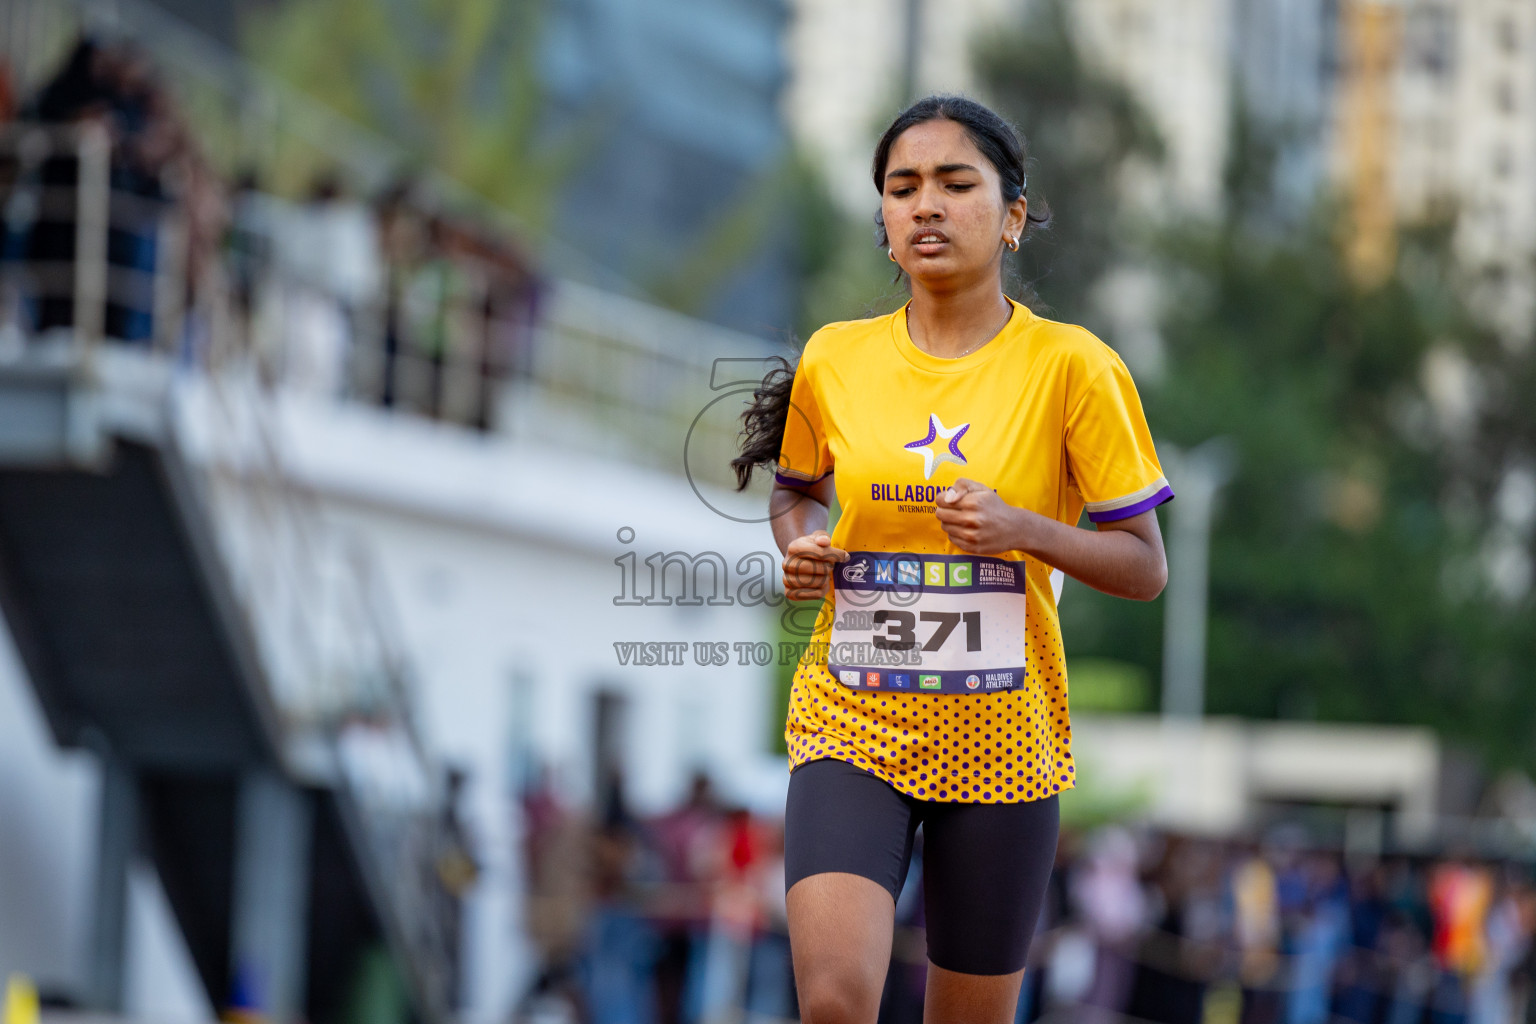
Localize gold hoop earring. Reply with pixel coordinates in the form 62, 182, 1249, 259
888, 248, 897, 262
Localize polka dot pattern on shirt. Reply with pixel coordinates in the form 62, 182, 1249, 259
785, 559, 1076, 804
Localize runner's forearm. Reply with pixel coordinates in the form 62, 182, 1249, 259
770, 478, 834, 556
1007, 508, 1167, 601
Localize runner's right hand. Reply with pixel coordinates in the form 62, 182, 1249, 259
783, 530, 849, 601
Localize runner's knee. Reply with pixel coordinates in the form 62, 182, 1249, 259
797, 970, 881, 1024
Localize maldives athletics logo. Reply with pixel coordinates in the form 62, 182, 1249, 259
904, 413, 970, 480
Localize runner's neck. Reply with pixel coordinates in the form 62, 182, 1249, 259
905, 284, 1013, 360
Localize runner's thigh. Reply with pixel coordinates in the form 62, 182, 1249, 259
785, 758, 920, 1023
921, 794, 1059, 975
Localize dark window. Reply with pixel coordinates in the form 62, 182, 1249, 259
1406, 5, 1456, 75
1497, 79, 1517, 114
1497, 16, 1519, 54
1320, 0, 1342, 80
1494, 146, 1514, 178
592, 689, 629, 821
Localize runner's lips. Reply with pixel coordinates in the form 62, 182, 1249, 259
909, 228, 946, 256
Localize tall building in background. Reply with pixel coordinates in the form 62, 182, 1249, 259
541, 0, 794, 336
1069, 0, 1233, 216
1237, 0, 1536, 343
784, 0, 1015, 215
1438, 0, 1536, 346
786, 0, 1232, 219
790, 0, 1536, 343
1230, 0, 1339, 217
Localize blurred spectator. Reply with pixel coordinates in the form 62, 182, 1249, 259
252, 172, 371, 397
0, 59, 15, 124
1429, 856, 1494, 1022
377, 179, 430, 411
1124, 837, 1218, 1024
499, 776, 1536, 1024
647, 772, 721, 1024
1071, 826, 1147, 1021
518, 762, 591, 1024
583, 774, 663, 1024
1334, 862, 1389, 1023
19, 38, 186, 343
694, 806, 762, 1021
743, 824, 793, 1022
293, 171, 383, 314
1470, 867, 1533, 1024
372, 178, 539, 428
1231, 846, 1282, 1023
1286, 854, 1349, 1024
401, 215, 465, 418
435, 766, 480, 1010
224, 170, 272, 346
3, 39, 534, 426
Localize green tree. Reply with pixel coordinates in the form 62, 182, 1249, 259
974, 0, 1164, 323
243, 0, 583, 233
970, 0, 1536, 771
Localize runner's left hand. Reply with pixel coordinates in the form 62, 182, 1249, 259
934, 478, 1027, 554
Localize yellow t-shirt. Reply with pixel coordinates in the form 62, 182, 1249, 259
776, 299, 1171, 802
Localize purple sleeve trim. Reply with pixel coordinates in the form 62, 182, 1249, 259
775, 470, 831, 489
1087, 485, 1175, 523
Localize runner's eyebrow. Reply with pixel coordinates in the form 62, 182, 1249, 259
886, 163, 982, 181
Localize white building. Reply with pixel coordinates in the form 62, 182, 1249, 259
789, 0, 1536, 343
783, 0, 1018, 215
784, 0, 1233, 219
1237, 0, 1536, 338
1441, 0, 1536, 346
1072, 715, 1441, 843
0, 368, 790, 1024
1069, 0, 1233, 217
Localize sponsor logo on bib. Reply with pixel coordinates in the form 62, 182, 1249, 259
977, 562, 1016, 587
831, 550, 1029, 697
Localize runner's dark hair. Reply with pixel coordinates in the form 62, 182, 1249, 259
871, 94, 1051, 248
733, 94, 1049, 491
731, 354, 796, 490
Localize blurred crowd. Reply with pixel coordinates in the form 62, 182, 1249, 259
1024, 830, 1536, 1024
515, 771, 1536, 1024
0, 37, 542, 430
519, 771, 793, 1024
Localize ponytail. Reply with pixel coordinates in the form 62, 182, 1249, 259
731, 355, 796, 491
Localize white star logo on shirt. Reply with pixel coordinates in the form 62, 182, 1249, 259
903, 413, 970, 480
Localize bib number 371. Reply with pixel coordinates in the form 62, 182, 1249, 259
828, 552, 1029, 696
872, 610, 982, 652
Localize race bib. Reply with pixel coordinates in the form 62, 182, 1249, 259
828, 551, 1029, 695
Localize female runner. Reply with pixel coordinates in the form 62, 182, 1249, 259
733, 95, 1172, 1024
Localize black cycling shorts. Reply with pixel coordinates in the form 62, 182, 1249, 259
784, 756, 1059, 976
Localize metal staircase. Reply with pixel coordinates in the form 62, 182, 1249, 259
0, 339, 458, 1024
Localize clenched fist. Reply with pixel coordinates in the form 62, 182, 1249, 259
934, 477, 1034, 554
782, 530, 850, 601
